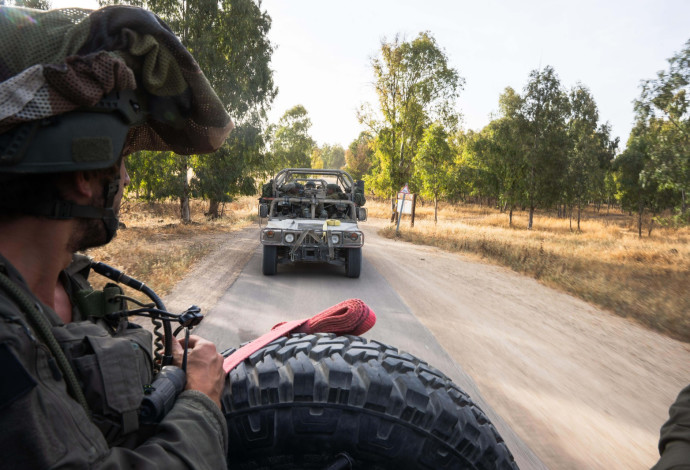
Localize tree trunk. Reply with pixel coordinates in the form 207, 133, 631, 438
509, 207, 513, 226
208, 199, 220, 219
638, 202, 643, 238
528, 205, 534, 230
180, 194, 190, 223
648, 217, 655, 237
434, 195, 438, 224
179, 157, 191, 223
682, 189, 687, 215
577, 203, 581, 232
569, 206, 573, 231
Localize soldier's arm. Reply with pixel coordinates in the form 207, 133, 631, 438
653, 384, 690, 470
0, 298, 226, 469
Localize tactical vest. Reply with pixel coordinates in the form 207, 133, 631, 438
1, 255, 155, 447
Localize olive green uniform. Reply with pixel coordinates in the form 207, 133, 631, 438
654, 385, 690, 469
0, 254, 227, 468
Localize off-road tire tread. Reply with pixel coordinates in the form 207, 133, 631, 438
223, 333, 517, 469
345, 247, 362, 278
262, 245, 278, 275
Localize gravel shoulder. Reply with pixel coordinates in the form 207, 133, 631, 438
163, 227, 259, 316
362, 218, 689, 469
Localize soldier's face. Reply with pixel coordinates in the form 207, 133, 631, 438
70, 158, 129, 252
113, 158, 130, 216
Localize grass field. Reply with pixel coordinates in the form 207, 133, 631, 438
372, 198, 690, 343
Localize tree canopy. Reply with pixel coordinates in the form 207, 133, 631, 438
104, 0, 276, 220
361, 32, 462, 195
268, 105, 315, 171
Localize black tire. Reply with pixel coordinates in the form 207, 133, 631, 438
262, 245, 278, 275
223, 333, 517, 469
345, 247, 362, 278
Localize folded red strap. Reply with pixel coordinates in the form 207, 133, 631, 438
223, 298, 376, 373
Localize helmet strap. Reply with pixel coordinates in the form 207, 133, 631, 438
0, 174, 121, 243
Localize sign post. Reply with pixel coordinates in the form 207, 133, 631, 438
395, 184, 415, 235
395, 192, 406, 234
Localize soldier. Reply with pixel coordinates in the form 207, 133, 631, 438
653, 385, 690, 469
0, 6, 229, 468
259, 179, 274, 205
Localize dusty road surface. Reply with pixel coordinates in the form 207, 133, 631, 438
164, 220, 690, 469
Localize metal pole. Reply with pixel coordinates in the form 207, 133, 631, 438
410, 194, 417, 227
396, 193, 406, 235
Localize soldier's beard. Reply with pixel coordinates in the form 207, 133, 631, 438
68, 180, 121, 253
70, 217, 112, 252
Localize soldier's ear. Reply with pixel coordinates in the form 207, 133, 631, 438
66, 171, 96, 201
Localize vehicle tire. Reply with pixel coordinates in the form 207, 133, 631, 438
262, 245, 278, 275
345, 247, 362, 278
223, 333, 517, 470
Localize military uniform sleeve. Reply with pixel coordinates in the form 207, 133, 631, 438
97, 391, 228, 469
653, 384, 690, 470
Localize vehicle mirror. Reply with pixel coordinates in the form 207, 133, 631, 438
259, 203, 269, 218
357, 207, 368, 222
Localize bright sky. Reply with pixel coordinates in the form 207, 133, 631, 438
53, 0, 690, 150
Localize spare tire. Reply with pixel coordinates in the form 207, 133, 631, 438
223, 333, 517, 469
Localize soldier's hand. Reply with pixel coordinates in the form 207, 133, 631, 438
172, 335, 225, 408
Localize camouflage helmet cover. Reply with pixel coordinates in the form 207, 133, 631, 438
0, 5, 233, 173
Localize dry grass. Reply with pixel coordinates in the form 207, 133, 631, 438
85, 197, 256, 298
375, 199, 690, 343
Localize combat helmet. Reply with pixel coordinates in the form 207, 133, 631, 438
0, 6, 233, 239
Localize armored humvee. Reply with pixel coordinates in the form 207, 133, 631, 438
258, 168, 367, 278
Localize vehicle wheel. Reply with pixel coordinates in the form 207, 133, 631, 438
223, 333, 517, 470
262, 245, 278, 275
345, 247, 362, 278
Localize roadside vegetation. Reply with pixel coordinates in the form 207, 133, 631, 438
85, 198, 256, 296
370, 199, 690, 343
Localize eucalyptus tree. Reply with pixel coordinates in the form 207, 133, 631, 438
521, 66, 570, 229
344, 132, 373, 180
102, 0, 276, 222
320, 144, 346, 169
636, 39, 690, 215
448, 130, 482, 204
361, 32, 462, 196
565, 84, 617, 230
126, 150, 183, 201
310, 148, 325, 170
192, 121, 265, 218
414, 123, 453, 223
269, 105, 315, 171
616, 123, 676, 236
474, 87, 529, 225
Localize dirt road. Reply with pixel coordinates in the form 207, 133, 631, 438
164, 220, 690, 469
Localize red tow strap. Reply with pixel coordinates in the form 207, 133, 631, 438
223, 298, 376, 374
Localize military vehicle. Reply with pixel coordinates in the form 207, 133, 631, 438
258, 168, 368, 278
